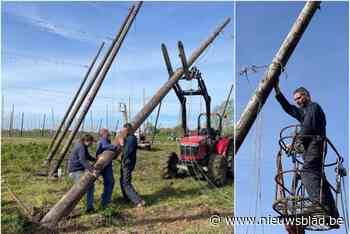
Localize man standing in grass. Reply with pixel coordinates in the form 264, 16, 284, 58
96, 128, 120, 208
68, 134, 96, 213
120, 123, 146, 207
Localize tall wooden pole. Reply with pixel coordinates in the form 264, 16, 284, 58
48, 2, 143, 177
234, 1, 321, 153
45, 3, 136, 165
47, 42, 105, 153
40, 16, 230, 228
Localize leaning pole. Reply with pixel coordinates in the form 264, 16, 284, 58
48, 2, 142, 177
40, 17, 231, 228
45, 4, 136, 166
234, 1, 321, 153
46, 42, 104, 153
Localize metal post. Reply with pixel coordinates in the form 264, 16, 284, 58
90, 111, 93, 132
51, 108, 55, 136
40, 16, 230, 228
20, 112, 24, 137
48, 2, 143, 177
128, 96, 131, 121
106, 104, 109, 129
1, 95, 4, 132
98, 118, 102, 131
142, 88, 146, 131
9, 104, 14, 137
234, 1, 321, 153
41, 114, 46, 137
47, 42, 105, 153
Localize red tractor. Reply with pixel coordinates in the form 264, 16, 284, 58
161, 67, 233, 187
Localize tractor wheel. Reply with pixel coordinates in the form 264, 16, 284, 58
226, 141, 234, 180
161, 152, 179, 179
207, 154, 228, 187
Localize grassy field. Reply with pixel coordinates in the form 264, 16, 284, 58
2, 135, 233, 234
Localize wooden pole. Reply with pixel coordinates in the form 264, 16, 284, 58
48, 2, 143, 177
47, 42, 105, 154
234, 1, 321, 153
40, 16, 230, 228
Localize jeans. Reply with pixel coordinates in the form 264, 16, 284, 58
120, 165, 142, 205
70, 170, 94, 211
101, 163, 115, 207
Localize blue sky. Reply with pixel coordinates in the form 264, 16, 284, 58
1, 1, 234, 130
236, 2, 348, 233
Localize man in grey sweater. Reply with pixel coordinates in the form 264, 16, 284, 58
68, 134, 96, 213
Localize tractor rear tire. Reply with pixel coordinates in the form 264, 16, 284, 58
207, 154, 228, 187
161, 152, 179, 179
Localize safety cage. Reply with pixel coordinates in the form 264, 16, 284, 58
273, 125, 347, 231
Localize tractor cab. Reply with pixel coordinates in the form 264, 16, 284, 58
273, 125, 347, 231
180, 112, 223, 163
197, 112, 222, 139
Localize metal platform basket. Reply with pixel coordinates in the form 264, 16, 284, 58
273, 125, 345, 231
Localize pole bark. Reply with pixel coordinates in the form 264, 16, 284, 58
48, 2, 143, 177
234, 1, 321, 153
40, 16, 230, 228
47, 43, 105, 154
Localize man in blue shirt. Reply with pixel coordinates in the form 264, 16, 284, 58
120, 123, 145, 207
96, 128, 120, 208
68, 134, 96, 213
274, 81, 338, 219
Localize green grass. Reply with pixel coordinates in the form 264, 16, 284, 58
2, 136, 233, 233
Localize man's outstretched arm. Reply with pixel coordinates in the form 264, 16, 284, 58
274, 79, 303, 122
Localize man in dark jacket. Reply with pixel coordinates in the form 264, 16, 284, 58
96, 128, 119, 208
68, 134, 96, 213
274, 80, 339, 219
120, 123, 145, 207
